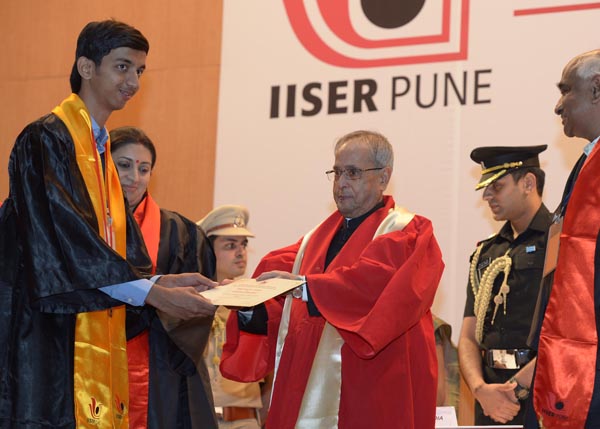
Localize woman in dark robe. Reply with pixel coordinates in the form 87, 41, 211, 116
110, 126, 218, 429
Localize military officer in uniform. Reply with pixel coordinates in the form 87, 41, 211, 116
458, 145, 552, 425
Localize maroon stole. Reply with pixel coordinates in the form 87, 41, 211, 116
128, 194, 161, 428
534, 146, 600, 428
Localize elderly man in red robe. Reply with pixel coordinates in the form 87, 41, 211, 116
528, 49, 600, 429
220, 130, 444, 429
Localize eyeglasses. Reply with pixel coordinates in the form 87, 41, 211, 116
325, 167, 384, 181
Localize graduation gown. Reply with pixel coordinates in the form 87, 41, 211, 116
533, 144, 600, 428
126, 194, 218, 429
221, 196, 444, 429
0, 111, 151, 428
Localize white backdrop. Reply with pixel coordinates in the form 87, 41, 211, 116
214, 0, 600, 342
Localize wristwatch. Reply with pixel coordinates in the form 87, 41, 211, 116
291, 276, 307, 299
291, 285, 304, 299
509, 377, 530, 400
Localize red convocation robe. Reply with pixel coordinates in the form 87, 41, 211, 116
221, 196, 444, 429
534, 143, 600, 428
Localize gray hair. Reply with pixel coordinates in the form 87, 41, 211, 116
571, 50, 600, 80
334, 130, 394, 170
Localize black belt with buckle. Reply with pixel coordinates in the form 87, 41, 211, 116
482, 348, 535, 369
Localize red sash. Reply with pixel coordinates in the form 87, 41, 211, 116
534, 147, 600, 428
128, 194, 161, 428
126, 331, 150, 429
133, 194, 161, 271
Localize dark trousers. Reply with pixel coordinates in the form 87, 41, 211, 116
586, 370, 600, 429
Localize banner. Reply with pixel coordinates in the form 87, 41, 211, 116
215, 0, 600, 341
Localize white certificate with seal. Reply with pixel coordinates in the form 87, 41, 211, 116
199, 277, 304, 307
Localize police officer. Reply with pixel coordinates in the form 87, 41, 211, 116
198, 205, 264, 429
458, 145, 552, 425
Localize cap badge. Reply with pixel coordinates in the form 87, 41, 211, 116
233, 214, 246, 228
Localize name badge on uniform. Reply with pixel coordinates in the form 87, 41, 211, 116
542, 218, 563, 277
477, 257, 491, 278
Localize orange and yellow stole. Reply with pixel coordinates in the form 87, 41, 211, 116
52, 94, 129, 428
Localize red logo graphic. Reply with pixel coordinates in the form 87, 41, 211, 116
514, 1, 600, 16
88, 397, 103, 419
115, 393, 126, 415
283, 0, 470, 68
539, 390, 570, 421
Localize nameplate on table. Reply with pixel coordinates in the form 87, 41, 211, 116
435, 406, 457, 427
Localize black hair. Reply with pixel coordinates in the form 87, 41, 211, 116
69, 20, 149, 93
510, 167, 545, 196
109, 126, 157, 168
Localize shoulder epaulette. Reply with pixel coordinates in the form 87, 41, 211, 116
476, 232, 497, 247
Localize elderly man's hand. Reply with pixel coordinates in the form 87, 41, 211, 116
256, 270, 303, 282
145, 283, 216, 320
